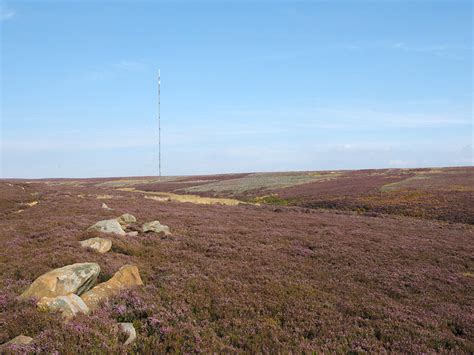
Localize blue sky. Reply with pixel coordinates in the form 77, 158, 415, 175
1, 0, 472, 178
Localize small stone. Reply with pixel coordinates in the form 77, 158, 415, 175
101, 203, 113, 210
79, 237, 112, 253
126, 231, 138, 237
119, 322, 136, 345
87, 219, 125, 235
6, 335, 33, 345
37, 293, 89, 321
142, 221, 171, 235
117, 213, 137, 226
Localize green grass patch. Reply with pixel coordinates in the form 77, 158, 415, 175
249, 194, 291, 206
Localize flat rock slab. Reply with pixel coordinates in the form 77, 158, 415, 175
81, 265, 143, 310
38, 293, 89, 321
117, 213, 136, 226
119, 322, 137, 345
6, 335, 33, 345
87, 219, 125, 235
20, 262, 100, 299
80, 237, 112, 253
142, 221, 171, 235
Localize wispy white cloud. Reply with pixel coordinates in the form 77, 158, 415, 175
83, 60, 146, 81
6, 103, 463, 153
342, 41, 471, 58
83, 70, 111, 82
1, 128, 156, 152
381, 41, 470, 52
241, 52, 300, 63
0, 5, 15, 22
112, 60, 146, 72
2, 118, 471, 178
311, 107, 471, 129
219, 105, 471, 130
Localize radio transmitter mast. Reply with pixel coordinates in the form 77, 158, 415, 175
158, 69, 161, 177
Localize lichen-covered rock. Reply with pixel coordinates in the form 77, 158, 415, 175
6, 335, 33, 345
79, 237, 112, 253
20, 263, 100, 299
37, 293, 90, 321
142, 221, 171, 235
87, 219, 125, 235
117, 213, 136, 226
81, 265, 143, 310
118, 322, 136, 345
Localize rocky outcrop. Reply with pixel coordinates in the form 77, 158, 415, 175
37, 293, 89, 321
6, 335, 33, 345
87, 219, 125, 235
79, 237, 112, 253
81, 265, 143, 310
118, 323, 136, 345
142, 221, 171, 235
117, 214, 136, 226
20, 263, 100, 299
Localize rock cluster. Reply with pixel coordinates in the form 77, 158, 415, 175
13, 210, 173, 347
81, 214, 172, 253
19, 262, 143, 342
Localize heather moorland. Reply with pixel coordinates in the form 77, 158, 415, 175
0, 167, 473, 353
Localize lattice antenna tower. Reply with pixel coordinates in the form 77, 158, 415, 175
158, 69, 161, 177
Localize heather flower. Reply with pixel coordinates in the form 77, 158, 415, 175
147, 315, 160, 327
114, 304, 127, 316
0, 293, 9, 311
